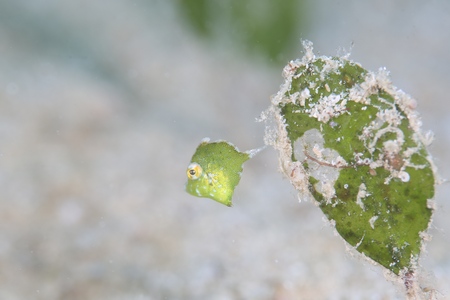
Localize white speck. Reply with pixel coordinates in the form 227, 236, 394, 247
312, 144, 323, 159
289, 91, 300, 104
398, 171, 410, 182
309, 94, 347, 123
301, 40, 315, 63
422, 130, 434, 146
246, 145, 266, 158
363, 158, 371, 164
383, 140, 401, 155
320, 181, 336, 200
369, 215, 378, 229
298, 88, 311, 106
377, 109, 403, 126
356, 183, 367, 210
195, 187, 202, 196
355, 233, 365, 249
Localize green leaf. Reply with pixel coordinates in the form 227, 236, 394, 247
271, 44, 435, 275
185, 139, 250, 206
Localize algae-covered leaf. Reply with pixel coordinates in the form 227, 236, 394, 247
268, 42, 435, 276
185, 139, 250, 207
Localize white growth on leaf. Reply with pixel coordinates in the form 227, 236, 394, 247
356, 183, 368, 211
309, 94, 347, 123
369, 215, 379, 229
298, 88, 310, 106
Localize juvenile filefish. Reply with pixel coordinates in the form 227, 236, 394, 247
185, 138, 262, 206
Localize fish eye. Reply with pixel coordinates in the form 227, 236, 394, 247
186, 162, 202, 180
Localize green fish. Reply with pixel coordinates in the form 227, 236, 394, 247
185, 138, 260, 206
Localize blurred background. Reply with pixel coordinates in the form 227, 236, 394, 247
0, 0, 449, 299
